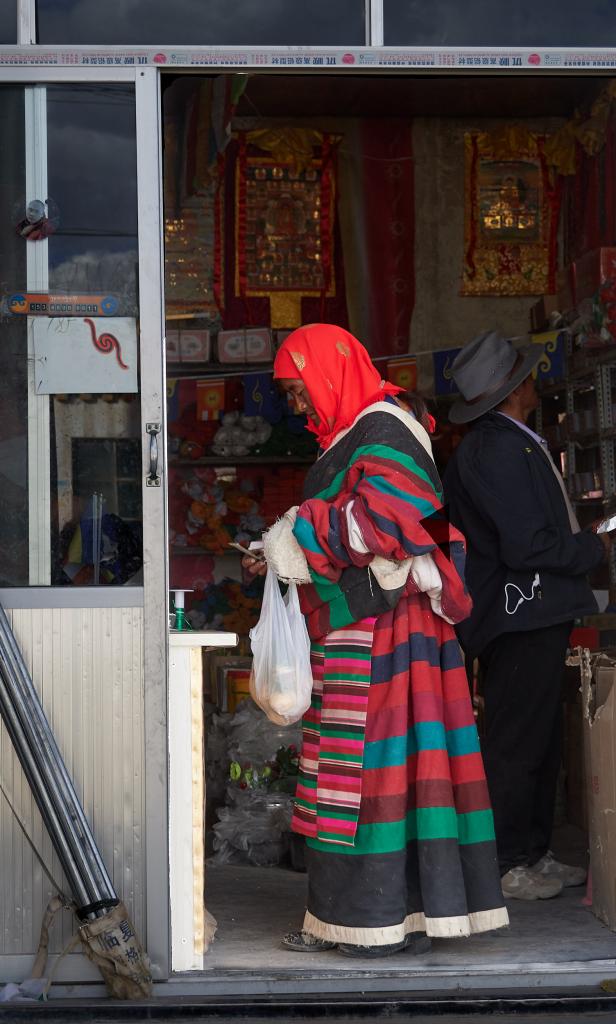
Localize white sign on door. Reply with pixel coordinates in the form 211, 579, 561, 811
33, 317, 138, 394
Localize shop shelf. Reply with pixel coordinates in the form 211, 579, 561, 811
170, 546, 242, 557
536, 380, 567, 398
166, 362, 275, 379
169, 455, 314, 466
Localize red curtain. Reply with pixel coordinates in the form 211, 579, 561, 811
563, 110, 616, 263
357, 120, 415, 358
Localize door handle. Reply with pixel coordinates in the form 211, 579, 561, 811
146, 422, 161, 487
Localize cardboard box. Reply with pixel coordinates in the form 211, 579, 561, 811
180, 329, 211, 363
582, 650, 616, 930
584, 614, 616, 631
530, 294, 560, 332
217, 328, 273, 364
565, 698, 588, 831
275, 330, 292, 349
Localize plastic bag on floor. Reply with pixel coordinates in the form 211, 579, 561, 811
0, 980, 48, 1003
227, 699, 300, 766
210, 792, 293, 868
249, 569, 312, 726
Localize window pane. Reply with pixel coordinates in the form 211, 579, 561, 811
0, 89, 28, 586
46, 86, 142, 586
0, 2, 17, 43
384, 0, 616, 46
1, 84, 143, 586
37, 0, 365, 44
47, 85, 138, 316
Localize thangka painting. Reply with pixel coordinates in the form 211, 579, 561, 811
231, 130, 336, 329
462, 128, 559, 296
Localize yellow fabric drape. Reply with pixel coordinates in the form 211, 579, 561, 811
545, 79, 616, 175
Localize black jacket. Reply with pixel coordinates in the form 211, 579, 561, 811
443, 412, 604, 657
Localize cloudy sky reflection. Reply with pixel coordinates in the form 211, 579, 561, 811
384, 0, 616, 46
37, 0, 365, 45
46, 85, 138, 312
0, 3, 16, 43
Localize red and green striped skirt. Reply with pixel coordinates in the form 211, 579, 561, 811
291, 594, 508, 944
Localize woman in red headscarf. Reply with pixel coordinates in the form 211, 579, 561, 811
246, 324, 507, 956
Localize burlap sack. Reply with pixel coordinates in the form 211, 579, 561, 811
78, 902, 152, 999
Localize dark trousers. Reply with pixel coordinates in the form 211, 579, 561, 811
478, 622, 571, 876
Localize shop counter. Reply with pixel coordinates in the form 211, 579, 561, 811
168, 629, 239, 972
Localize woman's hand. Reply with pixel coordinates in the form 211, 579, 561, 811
242, 554, 267, 577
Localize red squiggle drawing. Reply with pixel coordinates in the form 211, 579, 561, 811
83, 318, 128, 370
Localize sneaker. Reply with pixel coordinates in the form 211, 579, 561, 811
501, 865, 563, 900
281, 930, 336, 952
532, 850, 587, 887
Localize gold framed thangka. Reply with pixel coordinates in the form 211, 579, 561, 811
233, 129, 337, 329
462, 127, 559, 297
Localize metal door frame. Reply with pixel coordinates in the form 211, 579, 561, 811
5, 0, 616, 989
0, 63, 170, 980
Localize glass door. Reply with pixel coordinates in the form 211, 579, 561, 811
0, 69, 169, 980
1, 81, 144, 587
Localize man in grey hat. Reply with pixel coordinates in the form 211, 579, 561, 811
443, 330, 609, 901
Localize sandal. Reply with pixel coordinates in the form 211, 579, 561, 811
281, 930, 337, 952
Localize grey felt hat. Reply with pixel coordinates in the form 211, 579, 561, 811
448, 330, 544, 424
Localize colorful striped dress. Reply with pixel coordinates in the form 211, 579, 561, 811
290, 401, 508, 943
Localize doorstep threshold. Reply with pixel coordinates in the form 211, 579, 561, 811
45, 957, 616, 1001
165, 958, 616, 995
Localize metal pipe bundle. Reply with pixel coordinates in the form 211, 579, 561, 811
0, 604, 117, 914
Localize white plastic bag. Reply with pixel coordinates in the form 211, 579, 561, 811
249, 568, 313, 726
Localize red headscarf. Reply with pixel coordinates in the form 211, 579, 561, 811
273, 324, 402, 449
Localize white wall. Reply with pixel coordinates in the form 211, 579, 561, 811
0, 606, 145, 982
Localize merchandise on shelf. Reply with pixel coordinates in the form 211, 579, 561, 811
530, 295, 560, 333
574, 248, 616, 306
187, 577, 263, 634
556, 249, 616, 354
168, 409, 218, 460
217, 328, 274, 364
180, 329, 212, 363
211, 412, 272, 457
170, 466, 267, 553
